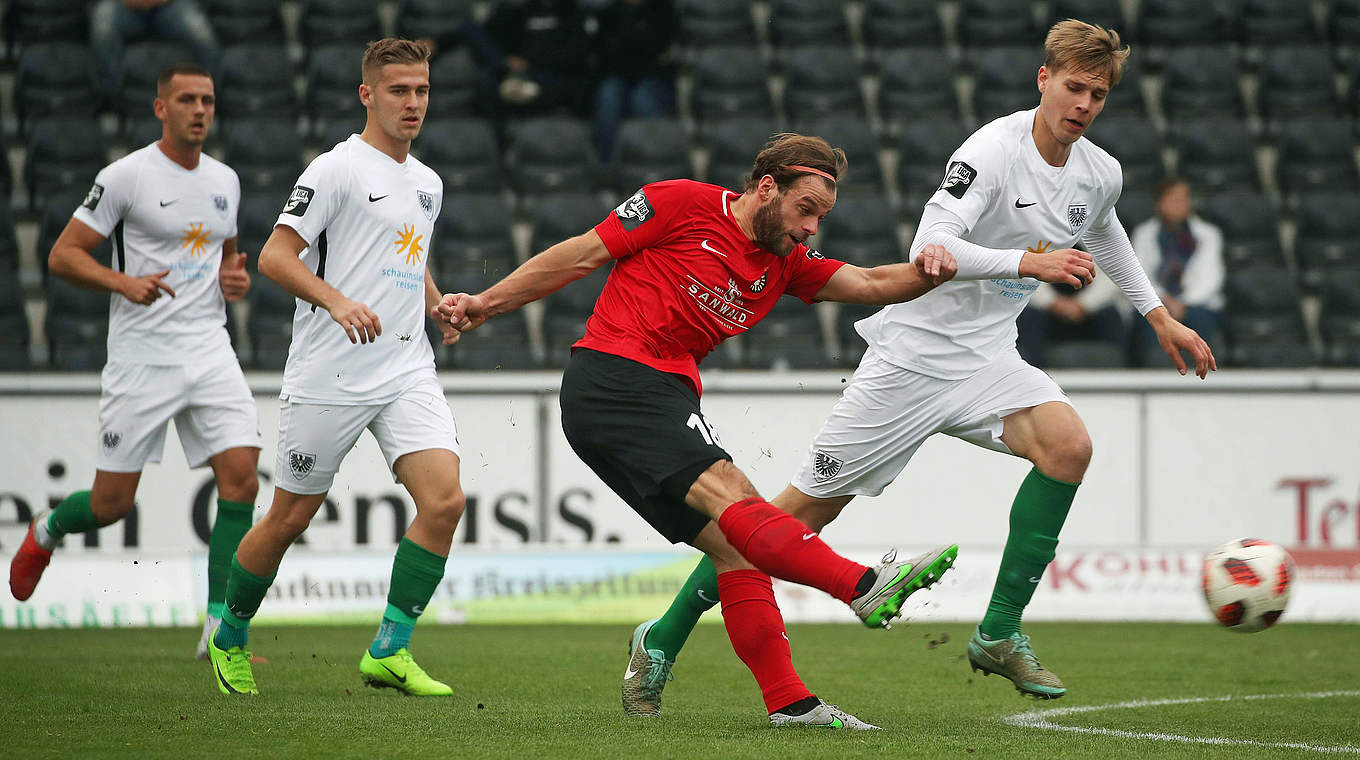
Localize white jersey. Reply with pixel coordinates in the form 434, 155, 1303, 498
274, 135, 443, 405
859, 108, 1124, 379
73, 143, 240, 364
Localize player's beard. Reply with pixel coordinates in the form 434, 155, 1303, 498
751, 195, 795, 256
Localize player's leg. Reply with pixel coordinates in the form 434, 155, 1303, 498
197, 447, 260, 658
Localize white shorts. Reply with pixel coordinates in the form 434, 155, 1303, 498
790, 347, 1070, 498
273, 376, 459, 495
95, 354, 261, 472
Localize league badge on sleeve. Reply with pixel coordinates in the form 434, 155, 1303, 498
417, 190, 434, 221
939, 161, 976, 199
614, 189, 654, 231
283, 185, 315, 216
81, 183, 105, 212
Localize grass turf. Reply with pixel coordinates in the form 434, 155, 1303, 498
1, 622, 1356, 759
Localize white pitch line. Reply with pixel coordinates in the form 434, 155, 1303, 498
1003, 690, 1360, 755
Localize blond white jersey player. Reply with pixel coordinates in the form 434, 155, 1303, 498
778, 21, 1216, 698
9, 65, 261, 663
207, 38, 467, 698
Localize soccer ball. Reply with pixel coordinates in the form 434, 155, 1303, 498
1201, 538, 1294, 633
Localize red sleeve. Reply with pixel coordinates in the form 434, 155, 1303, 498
783, 245, 848, 303
593, 180, 689, 259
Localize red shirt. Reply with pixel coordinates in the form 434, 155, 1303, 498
579, 179, 846, 394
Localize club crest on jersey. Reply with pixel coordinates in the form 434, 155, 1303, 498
1067, 203, 1088, 233
283, 185, 314, 216
101, 431, 121, 450
417, 190, 434, 220
614, 189, 653, 231
212, 194, 229, 218
750, 272, 767, 293
813, 451, 843, 482
940, 161, 976, 199
82, 183, 105, 212
289, 450, 316, 478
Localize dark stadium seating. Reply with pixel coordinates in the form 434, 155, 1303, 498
1293, 192, 1360, 283
817, 192, 901, 267
37, 193, 111, 283
1139, 0, 1237, 47
305, 43, 369, 140
862, 0, 943, 50
701, 116, 780, 191
506, 117, 597, 194
116, 42, 198, 120
15, 43, 99, 128
789, 117, 882, 193
1100, 55, 1146, 118
688, 46, 774, 122
1047, 0, 1128, 36
246, 275, 297, 370
767, 0, 850, 47
1160, 46, 1244, 123
742, 297, 828, 370
1273, 119, 1359, 194
24, 117, 110, 214
45, 276, 109, 371
415, 118, 505, 192
1172, 119, 1260, 192
609, 118, 693, 192
432, 193, 518, 286
1223, 267, 1314, 367
0, 133, 11, 204
1333, 0, 1360, 45
1320, 268, 1360, 364
1197, 192, 1284, 268
529, 193, 612, 258
833, 303, 878, 366
957, 0, 1041, 47
0, 276, 30, 370
971, 46, 1046, 124
0, 205, 19, 275
298, 0, 384, 48
1240, 0, 1318, 46
448, 310, 536, 370
219, 44, 299, 117
781, 45, 865, 119
425, 49, 482, 119
876, 48, 959, 127
676, 0, 756, 48
896, 120, 969, 210
1047, 340, 1128, 369
397, 0, 479, 43
204, 0, 286, 45
3, 0, 88, 56
1083, 117, 1165, 189
1257, 46, 1341, 119
221, 119, 306, 191
1114, 189, 1157, 234
236, 192, 289, 260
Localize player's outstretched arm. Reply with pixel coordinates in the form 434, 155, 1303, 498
437, 229, 612, 330
812, 244, 959, 305
219, 237, 250, 302
259, 224, 382, 344
49, 217, 175, 305
1145, 306, 1218, 379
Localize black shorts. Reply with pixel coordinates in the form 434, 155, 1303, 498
559, 348, 730, 544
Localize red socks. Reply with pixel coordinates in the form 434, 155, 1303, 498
718, 569, 813, 713
716, 497, 867, 603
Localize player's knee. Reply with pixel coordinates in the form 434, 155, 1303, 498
269, 509, 314, 542
217, 471, 260, 504
1048, 432, 1092, 479
426, 489, 466, 533
91, 494, 135, 525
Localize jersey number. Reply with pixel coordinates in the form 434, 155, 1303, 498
687, 413, 719, 446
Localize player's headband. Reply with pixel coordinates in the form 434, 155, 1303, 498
780, 164, 837, 184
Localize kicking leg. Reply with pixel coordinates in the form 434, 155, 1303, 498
10, 470, 139, 601
198, 446, 260, 659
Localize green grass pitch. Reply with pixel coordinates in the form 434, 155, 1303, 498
2, 622, 1357, 758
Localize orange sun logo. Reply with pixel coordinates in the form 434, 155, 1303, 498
1026, 240, 1053, 254
394, 223, 424, 265
179, 222, 210, 257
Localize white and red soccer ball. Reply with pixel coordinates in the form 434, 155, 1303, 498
1201, 538, 1294, 633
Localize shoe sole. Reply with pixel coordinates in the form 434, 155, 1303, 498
864, 545, 958, 628
966, 645, 1066, 700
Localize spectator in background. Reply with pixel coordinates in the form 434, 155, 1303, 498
91, 0, 221, 95
480, 0, 595, 118
1130, 177, 1224, 364
1017, 263, 1126, 367
592, 0, 678, 161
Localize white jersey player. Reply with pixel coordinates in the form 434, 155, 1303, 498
10, 65, 262, 662
206, 38, 467, 699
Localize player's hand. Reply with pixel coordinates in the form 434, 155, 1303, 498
1149, 308, 1217, 379
120, 269, 176, 305
1019, 248, 1096, 289
328, 296, 382, 344
434, 314, 462, 346
435, 292, 488, 333
219, 252, 250, 302
914, 243, 958, 285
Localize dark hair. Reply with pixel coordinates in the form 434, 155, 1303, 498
1155, 176, 1189, 199
362, 37, 432, 84
157, 63, 212, 95
744, 132, 848, 193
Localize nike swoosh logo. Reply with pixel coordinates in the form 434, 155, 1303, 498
160, 199, 178, 207
700, 239, 728, 258
975, 643, 1007, 666
802, 532, 817, 541
863, 565, 913, 604
379, 662, 406, 683
214, 661, 242, 694
1029, 576, 1041, 583
696, 589, 717, 604
624, 665, 640, 680
411, 604, 424, 614
824, 717, 844, 728
369, 193, 388, 203
1014, 199, 1037, 208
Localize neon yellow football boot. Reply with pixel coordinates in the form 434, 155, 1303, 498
359, 648, 452, 696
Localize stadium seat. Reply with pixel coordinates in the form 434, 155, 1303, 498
306, 43, 369, 140
237, 192, 289, 259
1258, 46, 1341, 120
116, 42, 197, 120
1138, 0, 1237, 48
676, 0, 756, 48
833, 302, 878, 366
37, 192, 112, 283
1047, 0, 1127, 36
1172, 119, 1260, 192
1320, 268, 1360, 364
204, 0, 286, 45
876, 48, 959, 128
610, 118, 693, 193
0, 134, 11, 205
767, 0, 850, 47
1273, 119, 1359, 194
742, 297, 827, 369
1113, 188, 1157, 235
222, 119, 306, 191
1160, 46, 1244, 123
862, 0, 944, 50
219, 44, 298, 117
957, 0, 1040, 47
1225, 266, 1302, 315
542, 311, 594, 368
688, 46, 774, 123
425, 49, 482, 119
299, 0, 383, 48
24, 117, 110, 214
971, 46, 1046, 124
530, 193, 612, 259
246, 275, 297, 370
0, 274, 31, 370
415, 118, 505, 193
15, 43, 99, 129
1046, 340, 1127, 369
1099, 55, 1146, 118
3, 0, 87, 54
702, 116, 780, 191
1223, 267, 1313, 367
506, 117, 597, 194
0, 205, 18, 274
1197, 192, 1284, 268
432, 193, 518, 285
448, 310, 536, 370
1240, 0, 1317, 46
818, 192, 902, 267
1332, 0, 1360, 45
781, 45, 865, 119
1083, 117, 1164, 188
45, 276, 109, 371
1292, 192, 1360, 282
896, 120, 970, 209
789, 117, 883, 194
397, 0, 478, 42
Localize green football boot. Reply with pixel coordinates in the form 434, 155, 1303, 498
967, 628, 1066, 699
769, 701, 880, 730
850, 544, 959, 629
207, 631, 259, 695
621, 618, 674, 717
360, 648, 453, 696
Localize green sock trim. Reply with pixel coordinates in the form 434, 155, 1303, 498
207, 498, 255, 608
980, 467, 1079, 639
383, 602, 419, 627
47, 490, 98, 538
222, 554, 276, 630
206, 601, 226, 618
646, 555, 719, 661
385, 537, 447, 620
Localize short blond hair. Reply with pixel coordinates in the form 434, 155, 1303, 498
1044, 19, 1130, 86
361, 38, 431, 85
